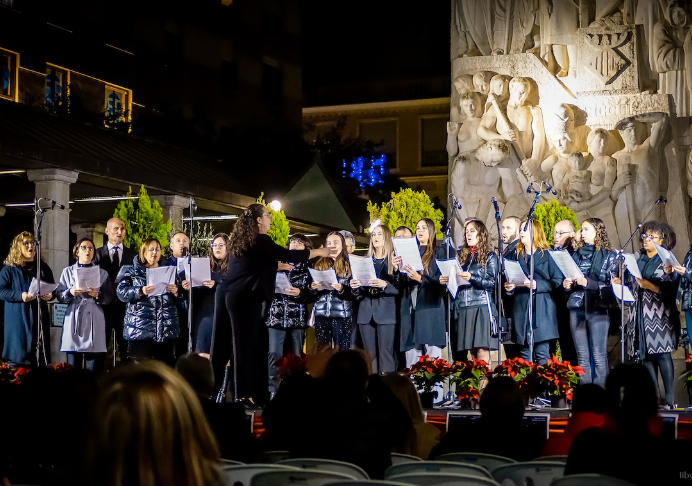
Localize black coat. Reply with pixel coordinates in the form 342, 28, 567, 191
354, 256, 400, 325
93, 244, 136, 281
505, 250, 562, 345
266, 262, 314, 329
565, 245, 617, 313
455, 252, 499, 308
676, 246, 692, 311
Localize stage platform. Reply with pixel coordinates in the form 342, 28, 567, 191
249, 407, 692, 441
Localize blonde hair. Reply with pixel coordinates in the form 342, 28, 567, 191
416, 218, 437, 273
368, 225, 395, 274
4, 231, 35, 266
314, 231, 351, 278
139, 238, 162, 267
84, 361, 220, 486
516, 219, 551, 255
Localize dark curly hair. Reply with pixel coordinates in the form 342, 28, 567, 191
458, 219, 493, 267
575, 218, 613, 251
640, 220, 676, 252
229, 203, 266, 257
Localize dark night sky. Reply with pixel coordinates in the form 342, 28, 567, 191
302, 1, 451, 103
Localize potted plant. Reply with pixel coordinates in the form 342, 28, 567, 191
405, 355, 452, 408
488, 357, 537, 401
533, 355, 585, 407
450, 359, 489, 408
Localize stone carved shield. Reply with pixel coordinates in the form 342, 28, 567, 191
584, 31, 632, 85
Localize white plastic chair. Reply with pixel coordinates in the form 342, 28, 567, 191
221, 464, 298, 486
435, 452, 517, 470
277, 459, 369, 480
251, 470, 356, 486
387, 472, 500, 486
385, 461, 493, 480
221, 459, 245, 466
390, 453, 423, 465
263, 451, 291, 463
491, 461, 565, 486
538, 455, 568, 463
323, 481, 411, 486
551, 474, 637, 486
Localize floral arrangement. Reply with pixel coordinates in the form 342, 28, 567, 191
405, 355, 452, 393
450, 359, 489, 400
532, 355, 584, 400
0, 362, 73, 386
275, 353, 310, 378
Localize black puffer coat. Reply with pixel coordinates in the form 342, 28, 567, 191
455, 252, 499, 309
676, 247, 692, 311
565, 244, 617, 312
266, 262, 313, 329
313, 275, 352, 318
117, 256, 182, 342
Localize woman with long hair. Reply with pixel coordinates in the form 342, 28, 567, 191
182, 233, 230, 357
351, 224, 400, 374
0, 231, 55, 366
563, 218, 616, 386
211, 204, 331, 405
117, 238, 181, 364
442, 219, 498, 363
57, 238, 115, 372
614, 221, 680, 407
83, 360, 221, 486
503, 220, 562, 364
396, 219, 446, 368
312, 231, 353, 351
267, 234, 314, 395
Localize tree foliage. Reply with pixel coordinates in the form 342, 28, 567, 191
367, 188, 444, 239
534, 200, 580, 246
167, 221, 216, 258
113, 185, 172, 250
257, 193, 290, 247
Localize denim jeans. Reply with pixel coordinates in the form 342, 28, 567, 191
644, 352, 675, 406
570, 308, 609, 388
519, 340, 550, 364
267, 327, 303, 394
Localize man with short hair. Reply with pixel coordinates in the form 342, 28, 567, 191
501, 216, 521, 258
169, 232, 191, 356
394, 226, 413, 238
94, 217, 136, 364
339, 230, 356, 254
553, 220, 576, 252
551, 219, 578, 363
170, 232, 190, 259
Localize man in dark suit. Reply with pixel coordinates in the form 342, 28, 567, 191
94, 217, 136, 364
500, 216, 521, 358
169, 232, 190, 357
551, 219, 578, 364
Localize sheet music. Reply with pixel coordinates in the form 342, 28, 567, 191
184, 257, 211, 287
622, 253, 642, 279
28, 278, 58, 297
652, 242, 680, 267
392, 237, 424, 273
504, 260, 528, 286
348, 255, 377, 284
76, 265, 101, 289
548, 250, 584, 280
612, 283, 635, 302
308, 268, 339, 290
146, 266, 176, 296
436, 259, 467, 298
274, 272, 293, 295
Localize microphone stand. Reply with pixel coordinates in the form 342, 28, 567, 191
492, 202, 503, 369
187, 197, 196, 354
443, 194, 457, 403
524, 183, 548, 362
615, 196, 666, 363
33, 198, 50, 367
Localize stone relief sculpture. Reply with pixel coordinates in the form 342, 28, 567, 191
450, 1, 691, 256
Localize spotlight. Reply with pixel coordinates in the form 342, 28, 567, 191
269, 200, 282, 212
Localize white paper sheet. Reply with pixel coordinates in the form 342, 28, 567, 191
652, 242, 680, 267
436, 259, 467, 298
623, 253, 642, 279
274, 272, 293, 295
184, 257, 212, 287
348, 255, 377, 284
392, 237, 424, 273
176, 257, 187, 274
146, 266, 176, 296
76, 265, 101, 289
612, 283, 635, 302
549, 250, 584, 280
28, 278, 58, 297
504, 260, 528, 286
308, 268, 338, 290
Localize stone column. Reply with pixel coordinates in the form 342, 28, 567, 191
152, 194, 190, 229
71, 222, 107, 248
26, 169, 79, 275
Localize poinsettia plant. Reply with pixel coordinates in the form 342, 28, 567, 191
533, 355, 585, 400
405, 355, 452, 393
0, 362, 73, 386
450, 359, 489, 400
275, 353, 310, 378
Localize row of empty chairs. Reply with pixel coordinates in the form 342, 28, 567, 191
221, 453, 635, 486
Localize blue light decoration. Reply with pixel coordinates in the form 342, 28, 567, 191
343, 154, 387, 188
107, 90, 122, 114
45, 71, 62, 104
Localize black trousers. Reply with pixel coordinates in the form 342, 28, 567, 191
359, 320, 395, 374
211, 289, 268, 402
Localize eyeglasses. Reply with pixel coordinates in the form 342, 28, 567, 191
641, 233, 662, 241
211, 243, 226, 249
79, 246, 94, 252
553, 231, 571, 237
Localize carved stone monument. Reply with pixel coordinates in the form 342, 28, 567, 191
448, 0, 692, 258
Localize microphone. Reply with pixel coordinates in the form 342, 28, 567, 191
526, 183, 534, 194
656, 196, 667, 204
491, 197, 501, 220
544, 182, 558, 195
451, 194, 462, 210
39, 198, 65, 210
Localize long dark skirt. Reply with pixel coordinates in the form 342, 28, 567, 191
455, 304, 496, 351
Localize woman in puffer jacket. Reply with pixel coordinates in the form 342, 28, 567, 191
563, 218, 616, 387
311, 232, 353, 350
117, 237, 182, 364
266, 234, 314, 394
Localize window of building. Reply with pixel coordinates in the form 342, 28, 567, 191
262, 62, 283, 106
220, 59, 238, 90
357, 119, 398, 168
420, 116, 448, 167
45, 64, 69, 106
0, 48, 19, 101
104, 84, 131, 119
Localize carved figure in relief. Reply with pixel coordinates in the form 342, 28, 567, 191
452, 0, 493, 57
611, 113, 668, 251
541, 131, 574, 194
636, 0, 665, 86
653, 1, 692, 116
450, 139, 529, 245
539, 0, 579, 76
447, 91, 484, 158
451, 74, 475, 122
564, 152, 593, 205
